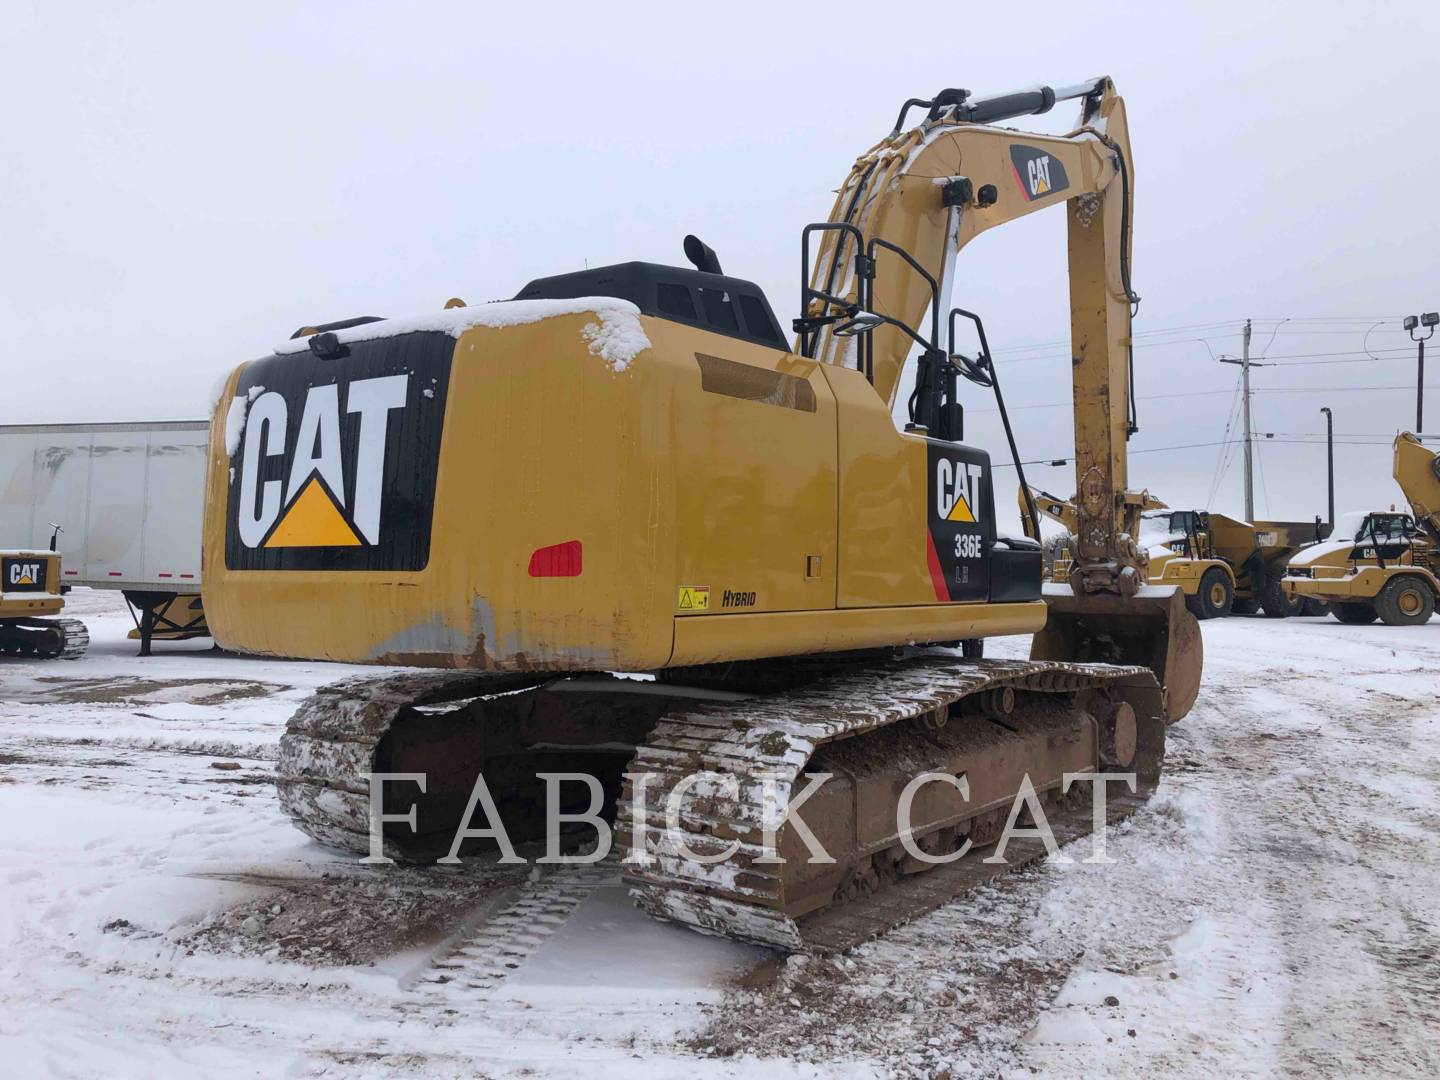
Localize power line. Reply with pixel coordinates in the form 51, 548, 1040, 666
1206, 372, 1245, 507
1255, 437, 1272, 515
994, 335, 1415, 366
1252, 384, 1440, 394
995, 435, 1403, 469
972, 383, 1440, 414
995, 439, 1240, 467
990, 320, 1413, 363
991, 319, 1243, 353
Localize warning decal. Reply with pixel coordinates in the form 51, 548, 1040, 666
677, 586, 710, 611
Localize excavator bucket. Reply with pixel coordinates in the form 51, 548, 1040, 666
1030, 584, 1202, 724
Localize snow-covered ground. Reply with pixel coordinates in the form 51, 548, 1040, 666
2, 590, 1437, 1077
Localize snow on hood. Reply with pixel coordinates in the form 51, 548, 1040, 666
1146, 535, 1188, 559
1288, 538, 1356, 567
272, 297, 651, 371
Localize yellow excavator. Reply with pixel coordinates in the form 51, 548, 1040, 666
1284, 432, 1439, 625
0, 529, 89, 659
204, 77, 1201, 950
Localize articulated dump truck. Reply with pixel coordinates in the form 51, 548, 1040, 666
1143, 511, 1330, 619
205, 77, 1203, 950
1284, 433, 1439, 626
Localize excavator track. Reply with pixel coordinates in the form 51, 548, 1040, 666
275, 656, 1163, 951
277, 670, 551, 858
0, 617, 89, 659
618, 657, 1163, 951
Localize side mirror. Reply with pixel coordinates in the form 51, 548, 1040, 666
833, 310, 884, 337
947, 308, 995, 388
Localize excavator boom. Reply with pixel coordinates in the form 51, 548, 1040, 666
1018, 485, 1080, 536
803, 77, 1201, 721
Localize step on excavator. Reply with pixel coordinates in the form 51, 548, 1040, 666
1284, 432, 1440, 625
0, 527, 89, 659
205, 77, 1202, 950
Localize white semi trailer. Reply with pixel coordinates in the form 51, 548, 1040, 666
0, 420, 209, 653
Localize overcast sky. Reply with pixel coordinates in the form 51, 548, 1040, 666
3, 1, 1437, 530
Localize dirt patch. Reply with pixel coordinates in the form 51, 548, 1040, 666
0, 749, 129, 769
683, 874, 1077, 1076
23, 677, 281, 706
177, 863, 530, 967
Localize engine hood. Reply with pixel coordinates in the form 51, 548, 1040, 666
1288, 538, 1357, 568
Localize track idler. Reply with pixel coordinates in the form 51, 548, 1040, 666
1031, 584, 1202, 723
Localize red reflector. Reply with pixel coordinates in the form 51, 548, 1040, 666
528, 540, 582, 578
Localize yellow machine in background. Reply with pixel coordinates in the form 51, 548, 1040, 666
1285, 432, 1439, 625
205, 77, 1201, 950
0, 535, 88, 658
1023, 484, 1328, 619
1146, 510, 1329, 619
1019, 483, 1161, 584
125, 594, 210, 652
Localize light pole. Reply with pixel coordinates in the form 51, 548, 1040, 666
1404, 312, 1438, 434
1319, 406, 1334, 528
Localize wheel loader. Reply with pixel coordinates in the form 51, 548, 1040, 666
0, 531, 89, 658
1022, 486, 1329, 619
1284, 432, 1439, 626
204, 77, 1202, 950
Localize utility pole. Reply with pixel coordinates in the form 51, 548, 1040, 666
1320, 406, 1334, 528
1240, 319, 1253, 520
1219, 320, 1268, 520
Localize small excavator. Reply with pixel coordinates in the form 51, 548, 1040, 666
1284, 432, 1439, 625
0, 526, 89, 659
204, 77, 1202, 950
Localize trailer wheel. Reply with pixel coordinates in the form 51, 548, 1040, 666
1374, 577, 1435, 626
1333, 602, 1379, 625
1261, 573, 1304, 618
1194, 567, 1233, 619
1301, 598, 1331, 617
